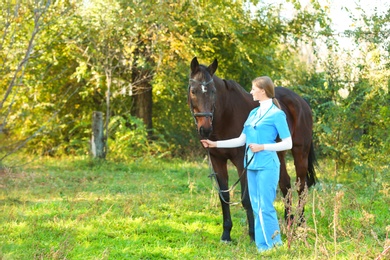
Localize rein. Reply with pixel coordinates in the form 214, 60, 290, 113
189, 76, 253, 205
207, 147, 254, 205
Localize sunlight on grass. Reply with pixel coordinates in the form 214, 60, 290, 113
0, 157, 389, 259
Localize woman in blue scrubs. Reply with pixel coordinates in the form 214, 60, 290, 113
201, 76, 292, 252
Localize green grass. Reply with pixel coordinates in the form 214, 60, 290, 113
0, 156, 389, 259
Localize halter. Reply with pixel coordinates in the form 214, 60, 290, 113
188, 78, 215, 125
189, 78, 214, 93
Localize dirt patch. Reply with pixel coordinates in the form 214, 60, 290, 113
0, 167, 8, 176
0, 167, 28, 179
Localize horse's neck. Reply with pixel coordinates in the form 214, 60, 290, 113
215, 77, 255, 109
213, 78, 257, 136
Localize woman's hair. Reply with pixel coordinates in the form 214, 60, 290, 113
252, 76, 281, 109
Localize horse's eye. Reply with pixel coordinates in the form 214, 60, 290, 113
191, 89, 196, 95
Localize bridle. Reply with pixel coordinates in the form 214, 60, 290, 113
188, 78, 215, 125
188, 76, 254, 205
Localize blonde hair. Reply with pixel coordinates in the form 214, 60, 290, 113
252, 76, 281, 109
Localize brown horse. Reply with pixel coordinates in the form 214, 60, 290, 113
187, 57, 316, 242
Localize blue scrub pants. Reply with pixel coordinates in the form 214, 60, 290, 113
247, 163, 282, 251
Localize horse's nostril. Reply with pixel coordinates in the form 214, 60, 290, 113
199, 126, 212, 138
199, 126, 204, 135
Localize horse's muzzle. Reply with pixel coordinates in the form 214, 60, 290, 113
199, 126, 213, 138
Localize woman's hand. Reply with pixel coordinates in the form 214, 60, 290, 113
248, 143, 264, 153
200, 139, 217, 148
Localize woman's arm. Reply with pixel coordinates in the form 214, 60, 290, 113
248, 136, 292, 152
201, 133, 246, 148
263, 136, 292, 151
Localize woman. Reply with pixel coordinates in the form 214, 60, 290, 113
201, 76, 292, 252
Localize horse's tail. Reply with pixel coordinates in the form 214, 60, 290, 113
306, 140, 317, 188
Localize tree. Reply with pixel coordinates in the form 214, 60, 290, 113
1, 0, 335, 160
292, 2, 390, 177
71, 0, 135, 158
0, 1, 80, 161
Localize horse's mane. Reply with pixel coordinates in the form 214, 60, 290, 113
195, 64, 250, 97
223, 79, 248, 93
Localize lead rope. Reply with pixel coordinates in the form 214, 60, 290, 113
207, 147, 254, 205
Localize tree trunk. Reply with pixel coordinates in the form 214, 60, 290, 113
105, 69, 112, 157
133, 82, 153, 139
91, 111, 105, 158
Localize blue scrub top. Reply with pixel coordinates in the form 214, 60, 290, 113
243, 104, 291, 170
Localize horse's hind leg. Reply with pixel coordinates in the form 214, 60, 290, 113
231, 156, 255, 242
291, 145, 309, 223
277, 151, 292, 220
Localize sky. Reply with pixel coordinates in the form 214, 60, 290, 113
249, 0, 389, 94
327, 0, 388, 48
253, 0, 389, 49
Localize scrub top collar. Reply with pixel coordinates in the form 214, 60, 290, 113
259, 98, 273, 114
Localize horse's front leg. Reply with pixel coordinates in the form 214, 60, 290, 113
212, 157, 232, 242
219, 187, 232, 242
240, 171, 255, 242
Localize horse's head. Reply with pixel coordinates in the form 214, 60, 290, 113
188, 57, 218, 138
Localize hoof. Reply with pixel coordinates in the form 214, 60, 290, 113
220, 235, 232, 243
221, 231, 232, 243
220, 239, 232, 244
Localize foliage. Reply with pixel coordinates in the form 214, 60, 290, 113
0, 1, 85, 157
346, 5, 390, 175
0, 0, 389, 181
0, 157, 389, 259
278, 2, 390, 178
293, 52, 389, 178
107, 115, 172, 160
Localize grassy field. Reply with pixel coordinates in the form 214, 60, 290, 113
0, 156, 389, 259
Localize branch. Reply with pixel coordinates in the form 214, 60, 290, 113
0, 83, 82, 161
0, 3, 48, 111
0, 4, 12, 52
375, 246, 390, 260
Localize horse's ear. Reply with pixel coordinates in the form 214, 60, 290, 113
208, 59, 218, 76
190, 57, 199, 74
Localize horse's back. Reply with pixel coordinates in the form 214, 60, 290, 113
275, 86, 313, 141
